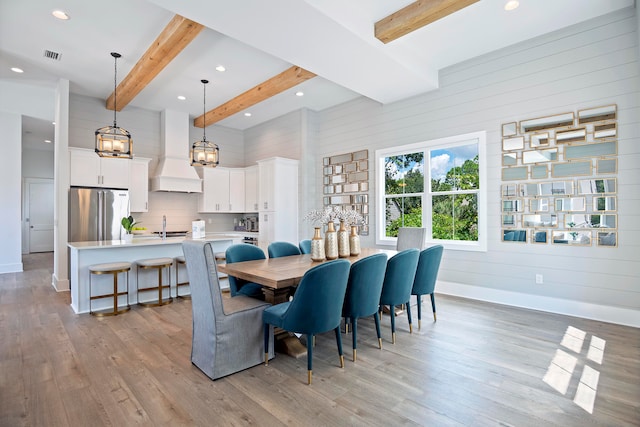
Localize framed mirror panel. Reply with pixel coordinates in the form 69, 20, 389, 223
502, 199, 524, 212
520, 112, 574, 133
596, 231, 617, 247
555, 197, 586, 212
565, 141, 616, 160
502, 122, 517, 137
530, 198, 550, 212
593, 196, 616, 211
502, 153, 517, 166
531, 165, 548, 179
502, 214, 516, 227
552, 161, 592, 178
597, 158, 617, 174
577, 105, 616, 125
531, 230, 548, 244
564, 214, 616, 229
594, 123, 616, 139
523, 148, 558, 164
503, 229, 527, 242
523, 214, 557, 228
501, 183, 518, 197
556, 128, 586, 144
552, 230, 592, 246
577, 178, 616, 194
540, 181, 574, 196
503, 136, 524, 151
530, 132, 550, 147
502, 166, 528, 181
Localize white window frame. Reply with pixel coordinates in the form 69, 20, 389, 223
375, 131, 487, 252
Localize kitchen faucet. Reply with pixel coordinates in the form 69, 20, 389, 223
162, 215, 166, 240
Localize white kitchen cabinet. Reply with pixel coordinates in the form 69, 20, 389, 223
229, 169, 245, 212
257, 157, 298, 252
69, 148, 130, 189
198, 167, 246, 213
244, 165, 258, 212
129, 157, 150, 212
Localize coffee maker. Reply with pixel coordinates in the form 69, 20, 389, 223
245, 215, 259, 232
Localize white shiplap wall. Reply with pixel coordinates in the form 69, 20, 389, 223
304, 7, 640, 325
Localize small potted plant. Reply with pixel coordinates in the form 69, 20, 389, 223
121, 215, 137, 242
567, 221, 578, 241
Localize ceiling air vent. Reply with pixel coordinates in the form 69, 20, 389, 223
43, 50, 61, 61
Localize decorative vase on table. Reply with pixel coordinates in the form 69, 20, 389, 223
122, 233, 133, 243
337, 220, 350, 258
310, 227, 326, 262
349, 225, 361, 256
324, 221, 339, 260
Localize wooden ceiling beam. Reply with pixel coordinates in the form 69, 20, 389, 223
106, 15, 204, 111
194, 66, 316, 128
375, 0, 479, 44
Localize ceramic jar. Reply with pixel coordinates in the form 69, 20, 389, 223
349, 225, 361, 256
310, 227, 326, 262
337, 220, 350, 258
325, 222, 338, 260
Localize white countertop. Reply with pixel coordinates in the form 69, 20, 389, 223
68, 233, 243, 250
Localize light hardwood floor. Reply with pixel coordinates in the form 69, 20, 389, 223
1, 253, 638, 426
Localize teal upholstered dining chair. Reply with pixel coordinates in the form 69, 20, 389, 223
299, 239, 312, 254
267, 241, 302, 258
263, 259, 351, 384
225, 244, 266, 299
342, 253, 388, 361
379, 248, 420, 343
406, 245, 443, 329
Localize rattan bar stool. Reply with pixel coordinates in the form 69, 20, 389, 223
88, 262, 131, 316
136, 257, 173, 307
175, 255, 191, 299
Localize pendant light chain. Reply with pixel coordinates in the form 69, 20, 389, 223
202, 79, 207, 142
113, 53, 118, 127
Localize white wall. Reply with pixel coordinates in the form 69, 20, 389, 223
302, 8, 639, 326
22, 149, 54, 179
0, 81, 55, 273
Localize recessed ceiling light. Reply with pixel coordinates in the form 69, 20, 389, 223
52, 10, 70, 20
11, 67, 24, 73
177, 95, 186, 101
216, 65, 226, 72
44, 139, 52, 143
296, 91, 304, 97
504, 0, 519, 11
244, 112, 252, 117
52, 122, 56, 126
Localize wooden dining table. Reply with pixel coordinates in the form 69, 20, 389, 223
218, 247, 397, 358
218, 247, 397, 304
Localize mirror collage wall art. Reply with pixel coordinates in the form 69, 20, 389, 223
500, 105, 618, 247
323, 150, 370, 235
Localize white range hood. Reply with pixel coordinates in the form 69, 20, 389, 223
151, 110, 202, 193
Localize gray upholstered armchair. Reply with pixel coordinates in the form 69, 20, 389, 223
182, 240, 274, 380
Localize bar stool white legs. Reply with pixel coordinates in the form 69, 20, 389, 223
88, 262, 132, 316
136, 257, 173, 307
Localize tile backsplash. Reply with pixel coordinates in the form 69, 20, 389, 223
133, 192, 237, 233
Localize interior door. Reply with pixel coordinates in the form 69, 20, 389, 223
28, 181, 54, 253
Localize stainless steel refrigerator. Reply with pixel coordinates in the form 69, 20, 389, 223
68, 187, 130, 242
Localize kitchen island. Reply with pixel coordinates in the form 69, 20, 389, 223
68, 234, 242, 314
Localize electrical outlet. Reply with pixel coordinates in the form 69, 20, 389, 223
208, 218, 212, 224
536, 274, 543, 284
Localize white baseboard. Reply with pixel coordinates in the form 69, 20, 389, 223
437, 281, 640, 329
0, 263, 23, 273
52, 274, 70, 292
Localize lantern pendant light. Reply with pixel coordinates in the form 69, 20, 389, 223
95, 52, 133, 159
191, 79, 219, 167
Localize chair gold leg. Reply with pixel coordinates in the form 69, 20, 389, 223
433, 312, 437, 321
340, 355, 344, 368
418, 319, 422, 330
265, 352, 269, 365
392, 332, 396, 344
308, 370, 312, 385
409, 324, 413, 333
378, 338, 382, 349
353, 349, 357, 362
